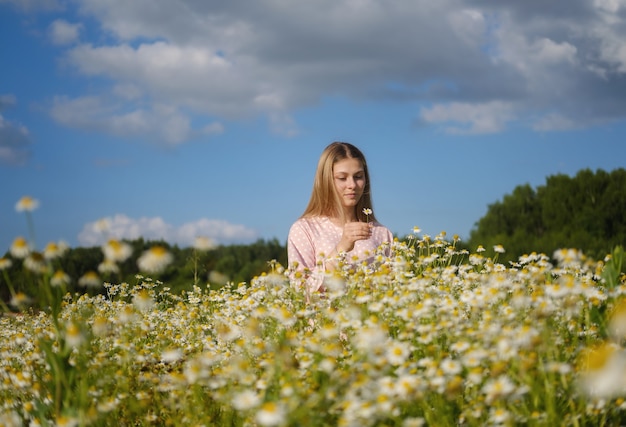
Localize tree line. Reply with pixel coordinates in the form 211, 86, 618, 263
1, 238, 288, 308
466, 168, 626, 263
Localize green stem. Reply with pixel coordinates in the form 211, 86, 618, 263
0, 298, 10, 313
193, 250, 199, 286
2, 269, 17, 298
26, 211, 37, 248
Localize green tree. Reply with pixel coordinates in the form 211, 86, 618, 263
468, 168, 626, 263
207, 238, 287, 285
2, 237, 288, 310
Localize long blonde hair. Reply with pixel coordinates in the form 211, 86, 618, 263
301, 142, 377, 223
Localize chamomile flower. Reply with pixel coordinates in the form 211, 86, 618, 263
578, 342, 626, 398
440, 358, 463, 376
0, 410, 21, 427
10, 236, 30, 258
43, 241, 68, 260
0, 257, 13, 270
10, 292, 32, 308
209, 270, 229, 286
50, 270, 71, 287
137, 245, 173, 274
65, 322, 85, 348
489, 407, 511, 424
216, 321, 242, 342
183, 357, 207, 384
92, 316, 109, 336
353, 325, 388, 353
133, 289, 155, 312
194, 236, 216, 251
102, 239, 133, 263
98, 258, 120, 275
386, 340, 411, 365
482, 375, 516, 404
78, 271, 102, 288
255, 401, 286, 427
553, 248, 584, 267
15, 196, 39, 212
55, 415, 79, 427
161, 348, 183, 363
24, 252, 47, 274
232, 389, 261, 411
395, 374, 422, 399
450, 341, 471, 353
493, 244, 506, 254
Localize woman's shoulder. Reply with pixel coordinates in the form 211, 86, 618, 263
289, 216, 327, 233
370, 220, 389, 229
371, 221, 393, 237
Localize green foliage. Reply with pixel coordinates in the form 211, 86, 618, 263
468, 168, 626, 263
1, 238, 287, 310
207, 239, 287, 285
602, 246, 626, 290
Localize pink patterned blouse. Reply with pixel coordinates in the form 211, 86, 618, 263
287, 216, 393, 291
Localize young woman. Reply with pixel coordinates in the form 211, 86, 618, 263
287, 142, 393, 291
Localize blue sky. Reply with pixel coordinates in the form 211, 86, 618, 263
2, 0, 626, 253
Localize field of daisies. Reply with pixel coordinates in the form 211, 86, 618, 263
3, 198, 626, 426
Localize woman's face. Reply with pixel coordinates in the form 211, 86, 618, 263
333, 157, 366, 209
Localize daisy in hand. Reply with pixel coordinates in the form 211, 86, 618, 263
362, 208, 372, 224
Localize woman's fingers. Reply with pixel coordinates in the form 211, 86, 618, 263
345, 222, 372, 240
338, 222, 372, 252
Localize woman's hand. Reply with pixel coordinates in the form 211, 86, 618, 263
336, 221, 372, 253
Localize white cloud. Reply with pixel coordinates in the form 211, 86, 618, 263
50, 95, 212, 145
419, 101, 515, 135
53, 1, 499, 139
267, 112, 299, 138
0, 94, 16, 110
202, 122, 224, 136
531, 38, 578, 66
28, 0, 626, 139
594, 26, 626, 74
0, 94, 31, 166
49, 19, 82, 45
0, 115, 31, 165
177, 219, 258, 246
112, 83, 143, 101
78, 214, 258, 247
448, 8, 486, 48
532, 113, 580, 132
593, 0, 626, 16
